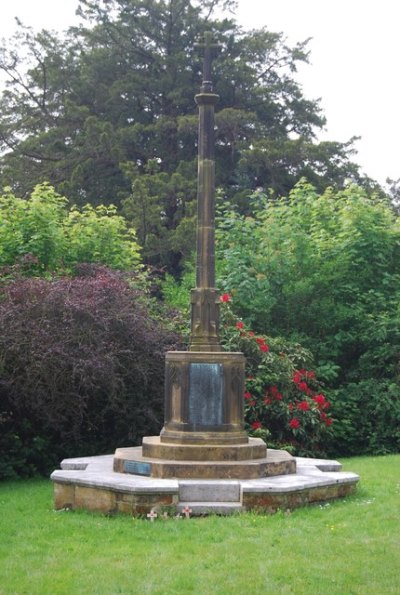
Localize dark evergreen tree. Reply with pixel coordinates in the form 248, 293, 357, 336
0, 0, 368, 270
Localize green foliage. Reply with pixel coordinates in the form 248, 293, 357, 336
216, 181, 400, 455
0, 183, 140, 274
122, 162, 196, 267
0, 0, 370, 272
0, 184, 67, 272
220, 298, 333, 455
162, 262, 195, 320
0, 418, 55, 480
64, 203, 140, 270
329, 380, 400, 456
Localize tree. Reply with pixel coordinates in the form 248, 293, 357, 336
387, 177, 400, 212
121, 158, 197, 268
0, 0, 366, 271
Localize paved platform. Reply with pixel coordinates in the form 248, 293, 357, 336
51, 451, 359, 516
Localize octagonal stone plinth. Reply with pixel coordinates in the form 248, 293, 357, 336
113, 445, 295, 480
142, 436, 267, 461
51, 453, 359, 516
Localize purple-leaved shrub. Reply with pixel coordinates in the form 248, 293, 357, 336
0, 265, 180, 478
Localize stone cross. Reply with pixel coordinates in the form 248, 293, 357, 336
194, 31, 221, 93
147, 509, 158, 522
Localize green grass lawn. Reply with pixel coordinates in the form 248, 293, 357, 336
0, 455, 399, 594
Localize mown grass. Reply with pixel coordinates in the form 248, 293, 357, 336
0, 455, 399, 594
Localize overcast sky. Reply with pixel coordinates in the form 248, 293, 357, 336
1, 0, 398, 186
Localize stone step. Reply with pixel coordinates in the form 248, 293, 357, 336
179, 480, 241, 503
178, 501, 242, 516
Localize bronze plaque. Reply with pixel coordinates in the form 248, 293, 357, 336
188, 363, 223, 426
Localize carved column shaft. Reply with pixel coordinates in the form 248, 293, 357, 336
189, 38, 222, 352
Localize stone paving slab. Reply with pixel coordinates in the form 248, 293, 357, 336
295, 457, 342, 472
60, 455, 114, 471
240, 471, 359, 493
179, 480, 241, 502
51, 469, 179, 493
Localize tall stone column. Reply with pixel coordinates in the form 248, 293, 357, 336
158, 31, 249, 446
189, 32, 222, 352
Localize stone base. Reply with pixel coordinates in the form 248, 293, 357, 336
114, 444, 293, 479
162, 351, 248, 445
142, 435, 266, 461
51, 453, 359, 516
159, 428, 249, 445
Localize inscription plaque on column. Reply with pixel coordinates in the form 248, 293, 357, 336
188, 363, 223, 426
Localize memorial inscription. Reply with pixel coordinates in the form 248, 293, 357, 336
188, 363, 224, 426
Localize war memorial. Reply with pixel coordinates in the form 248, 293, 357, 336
51, 32, 359, 516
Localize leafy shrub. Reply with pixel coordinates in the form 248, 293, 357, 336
216, 181, 400, 455
220, 296, 333, 456
0, 266, 179, 479
0, 183, 140, 275
328, 380, 400, 456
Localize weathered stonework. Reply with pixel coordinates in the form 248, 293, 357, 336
51, 454, 359, 516
161, 351, 248, 446
53, 464, 179, 516
242, 482, 358, 513
114, 445, 294, 480
142, 436, 267, 461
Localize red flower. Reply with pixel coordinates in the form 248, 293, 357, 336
244, 392, 252, 400
307, 371, 315, 379
313, 394, 325, 403
259, 343, 269, 352
264, 397, 272, 405
249, 400, 256, 407
270, 386, 283, 400
289, 418, 300, 429
293, 371, 302, 384
236, 321, 244, 329
298, 400, 310, 411
325, 418, 333, 427
256, 337, 265, 345
251, 421, 262, 430
297, 381, 308, 392
313, 394, 328, 409
220, 293, 231, 303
